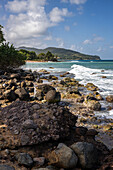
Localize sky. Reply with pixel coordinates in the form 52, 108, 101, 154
0, 0, 113, 59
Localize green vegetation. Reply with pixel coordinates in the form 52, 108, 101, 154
0, 25, 25, 69
19, 49, 58, 61
0, 25, 5, 43
19, 46, 101, 60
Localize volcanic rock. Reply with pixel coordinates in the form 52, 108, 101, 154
0, 101, 77, 149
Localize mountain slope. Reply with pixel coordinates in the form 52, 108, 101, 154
18, 46, 101, 60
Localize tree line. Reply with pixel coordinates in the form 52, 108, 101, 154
19, 49, 58, 61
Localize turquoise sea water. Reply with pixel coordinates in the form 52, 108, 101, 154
22, 60, 113, 118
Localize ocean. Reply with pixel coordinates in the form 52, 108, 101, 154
22, 60, 113, 119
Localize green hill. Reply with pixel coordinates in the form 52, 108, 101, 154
18, 46, 101, 60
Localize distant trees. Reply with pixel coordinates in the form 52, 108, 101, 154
37, 51, 58, 61
0, 25, 25, 69
19, 49, 37, 60
19, 49, 58, 62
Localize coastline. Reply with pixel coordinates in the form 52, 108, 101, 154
0, 66, 113, 169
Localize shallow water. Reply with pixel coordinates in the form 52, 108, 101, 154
22, 60, 113, 119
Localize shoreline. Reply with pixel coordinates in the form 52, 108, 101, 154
0, 67, 113, 169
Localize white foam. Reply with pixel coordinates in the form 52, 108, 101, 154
69, 64, 113, 96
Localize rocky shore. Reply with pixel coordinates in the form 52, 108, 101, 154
0, 68, 113, 170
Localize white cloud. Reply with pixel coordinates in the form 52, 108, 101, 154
61, 0, 68, 2
93, 36, 104, 42
70, 44, 83, 51
5, 0, 72, 47
65, 26, 70, 31
110, 46, 113, 49
6, 0, 46, 13
44, 35, 53, 41
6, 0, 27, 13
61, 0, 87, 5
83, 36, 104, 45
70, 0, 87, 5
97, 47, 102, 52
56, 38, 64, 48
83, 39, 92, 45
49, 7, 72, 23
5, 7, 50, 42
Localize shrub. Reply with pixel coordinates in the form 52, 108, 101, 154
0, 43, 25, 69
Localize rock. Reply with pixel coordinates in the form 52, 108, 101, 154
48, 143, 78, 169
10, 73, 20, 79
106, 95, 113, 102
95, 94, 103, 100
48, 75, 58, 80
16, 153, 33, 167
103, 125, 112, 131
45, 90, 61, 103
33, 157, 45, 166
35, 90, 44, 100
83, 100, 101, 111
71, 142, 98, 169
0, 165, 15, 170
3, 89, 17, 101
36, 84, 55, 95
21, 81, 26, 88
86, 83, 99, 91
15, 88, 30, 101
7, 79, 16, 87
38, 69, 50, 74
0, 101, 77, 148
102, 76, 107, 78
85, 93, 97, 101
25, 75, 34, 81
75, 127, 88, 136
86, 129, 98, 136
22, 119, 37, 129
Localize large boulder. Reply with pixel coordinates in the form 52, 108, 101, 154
48, 143, 78, 169
0, 101, 77, 149
71, 142, 98, 169
15, 88, 30, 101
45, 90, 61, 103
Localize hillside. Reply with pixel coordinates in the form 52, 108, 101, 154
18, 47, 101, 60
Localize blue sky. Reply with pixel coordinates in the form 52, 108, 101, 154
0, 0, 113, 59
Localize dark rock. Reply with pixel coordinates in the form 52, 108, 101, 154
33, 157, 45, 166
3, 90, 17, 101
48, 143, 78, 169
0, 165, 15, 170
86, 129, 98, 136
15, 88, 30, 101
75, 127, 88, 136
16, 153, 33, 167
0, 101, 77, 148
36, 84, 55, 95
45, 90, 61, 103
71, 142, 98, 169
35, 90, 44, 100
